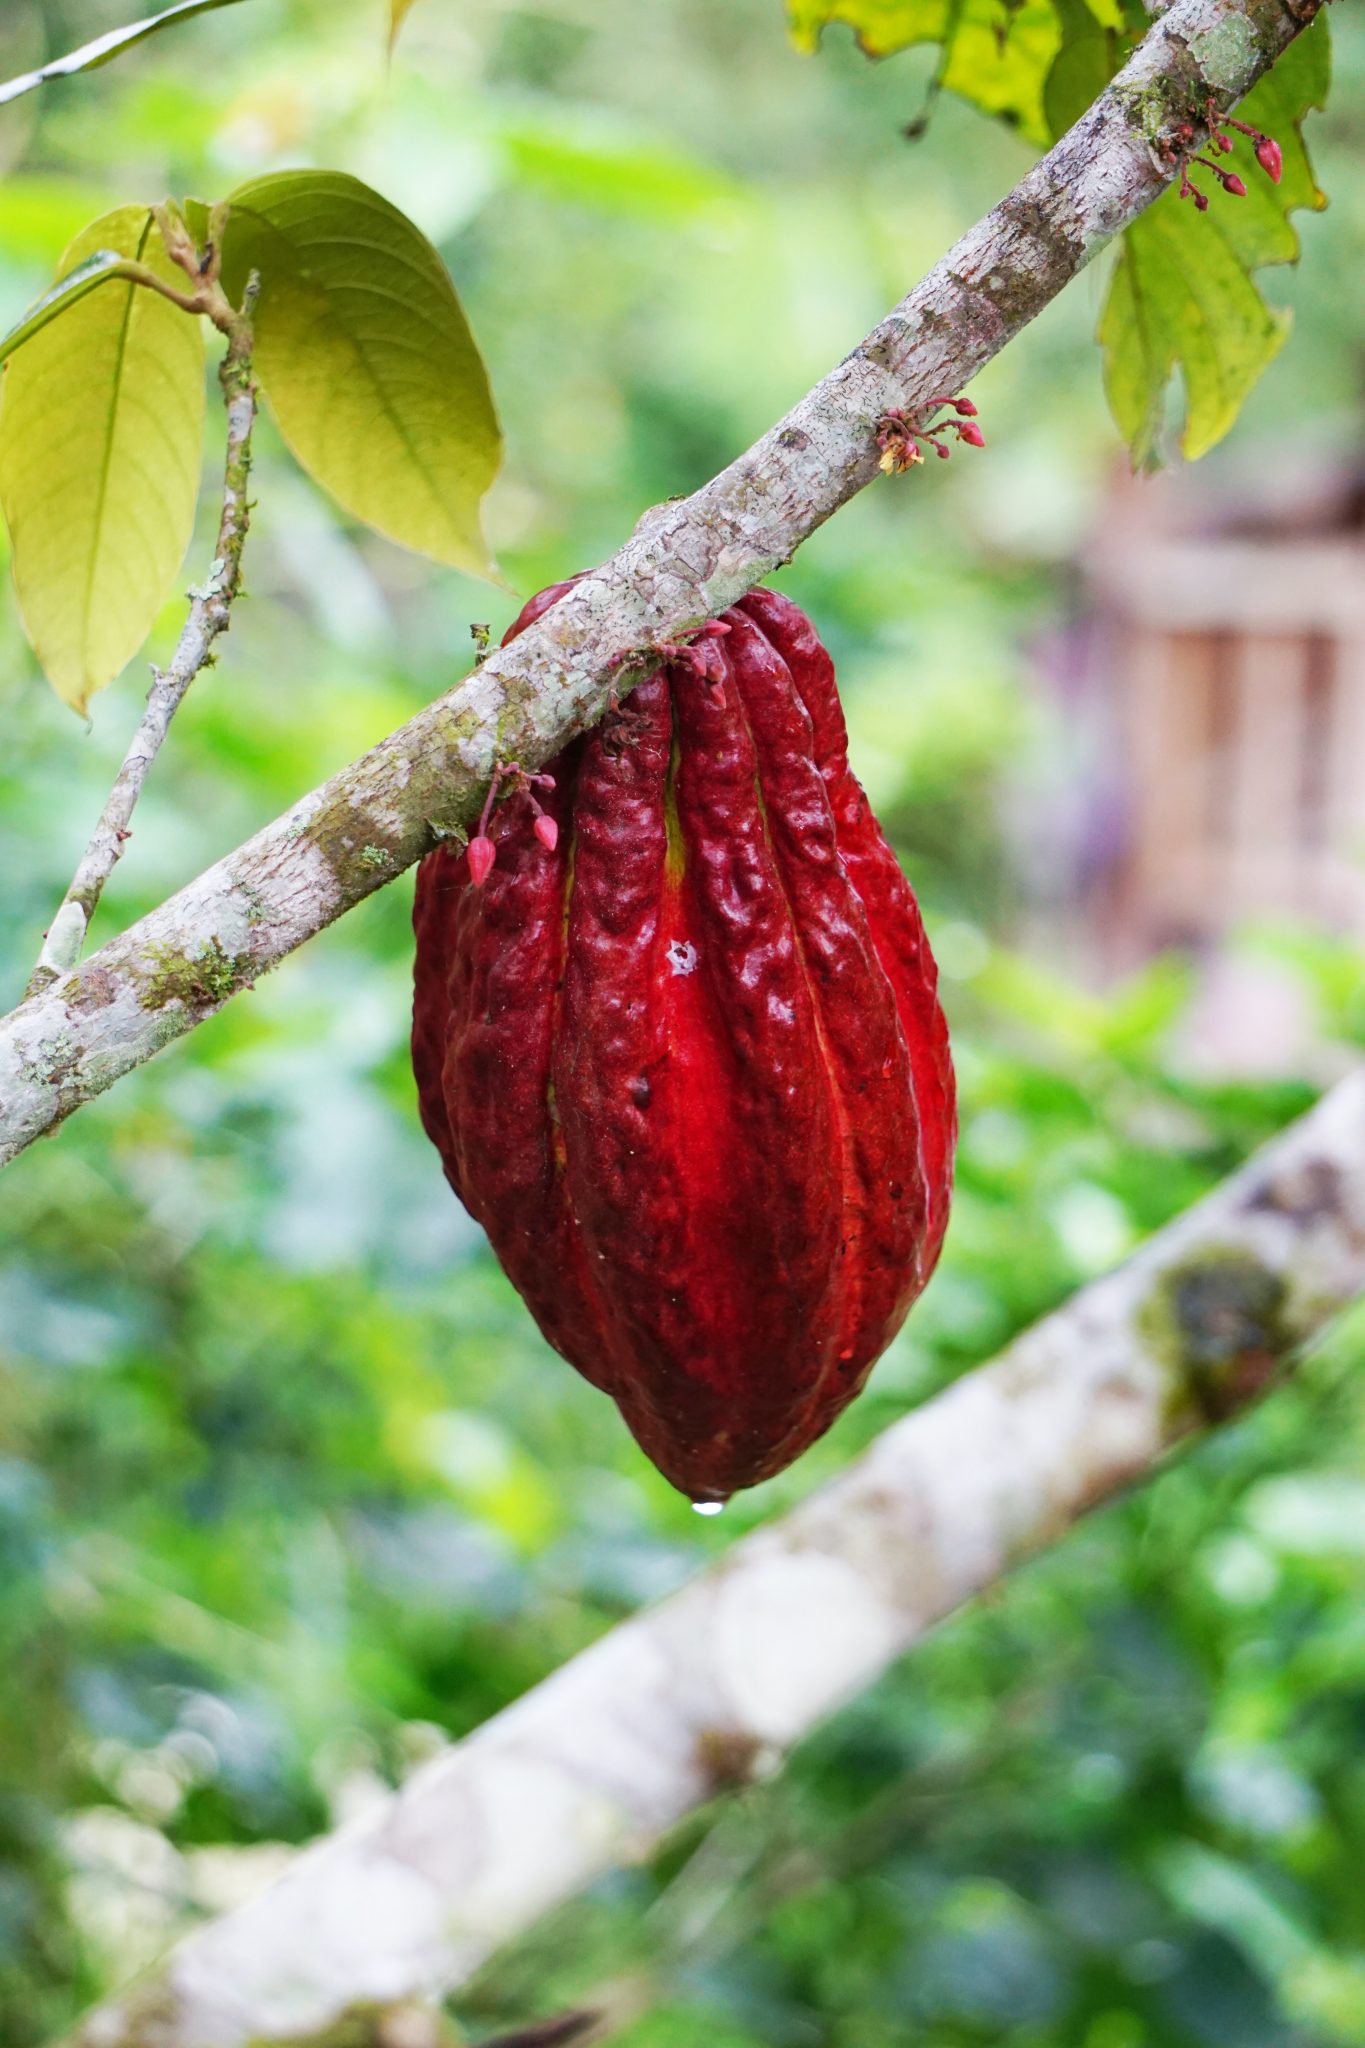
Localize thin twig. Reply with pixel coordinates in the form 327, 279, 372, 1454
26, 220, 260, 998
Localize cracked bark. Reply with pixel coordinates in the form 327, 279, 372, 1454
0, 0, 1323, 1169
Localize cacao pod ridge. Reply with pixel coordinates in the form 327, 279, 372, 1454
412, 580, 956, 1498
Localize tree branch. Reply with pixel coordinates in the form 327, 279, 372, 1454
67, 1065, 1365, 2048
0, 0, 1321, 1169
26, 254, 261, 997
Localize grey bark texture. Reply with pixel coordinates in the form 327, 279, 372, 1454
0, 0, 1322, 1169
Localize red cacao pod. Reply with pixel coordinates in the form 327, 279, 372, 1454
412, 584, 955, 1502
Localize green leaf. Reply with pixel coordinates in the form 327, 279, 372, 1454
182, 196, 213, 248
0, 0, 249, 108
1099, 14, 1330, 464
0, 249, 152, 362
788, 0, 1063, 143
217, 170, 501, 580
1043, 0, 1129, 141
788, 0, 1332, 420
0, 207, 206, 714
1100, 198, 1290, 464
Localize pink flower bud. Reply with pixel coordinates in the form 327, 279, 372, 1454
467, 834, 497, 887
534, 813, 559, 853
1256, 136, 1283, 183
1222, 171, 1247, 198
933, 439, 952, 458
1193, 190, 1209, 212
959, 421, 986, 448
954, 397, 979, 416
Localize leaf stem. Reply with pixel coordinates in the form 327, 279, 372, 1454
25, 259, 261, 997
0, 0, 251, 112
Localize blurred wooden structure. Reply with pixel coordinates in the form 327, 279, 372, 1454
1086, 454, 1365, 954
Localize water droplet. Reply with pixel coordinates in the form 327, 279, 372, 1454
691, 1499, 727, 1517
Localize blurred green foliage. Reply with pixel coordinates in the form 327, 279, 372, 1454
0, 2, 1363, 2044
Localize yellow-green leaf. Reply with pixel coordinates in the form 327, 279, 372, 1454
0, 248, 152, 362
182, 196, 213, 248
218, 171, 501, 580
1099, 13, 1330, 464
1100, 193, 1291, 464
0, 207, 206, 713
789, 0, 1062, 144
388, 0, 422, 53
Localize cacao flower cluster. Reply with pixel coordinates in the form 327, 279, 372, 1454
1171, 103, 1284, 211
413, 584, 956, 1501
